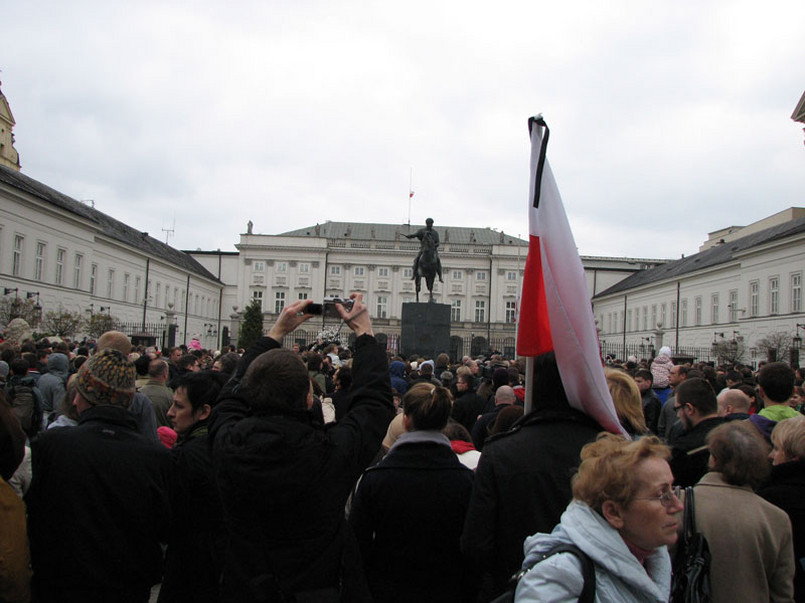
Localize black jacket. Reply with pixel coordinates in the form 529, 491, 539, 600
27, 405, 172, 602
640, 389, 662, 435
159, 422, 224, 603
669, 416, 724, 488
460, 407, 601, 601
210, 334, 394, 602
758, 459, 805, 601
451, 390, 487, 433
350, 436, 474, 602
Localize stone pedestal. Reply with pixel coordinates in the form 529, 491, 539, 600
401, 302, 451, 359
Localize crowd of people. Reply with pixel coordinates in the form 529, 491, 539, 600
1, 300, 804, 602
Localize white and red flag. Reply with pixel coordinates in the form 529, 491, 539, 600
516, 116, 624, 435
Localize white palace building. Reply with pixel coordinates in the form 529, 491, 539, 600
592, 208, 805, 367
188, 224, 661, 357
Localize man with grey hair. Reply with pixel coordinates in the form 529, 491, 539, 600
718, 388, 752, 422
139, 358, 173, 428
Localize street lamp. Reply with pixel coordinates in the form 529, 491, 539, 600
794, 324, 805, 351
26, 291, 42, 322
3, 287, 18, 297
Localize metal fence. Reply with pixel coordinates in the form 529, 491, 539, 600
118, 321, 172, 349
600, 341, 715, 363
279, 328, 517, 362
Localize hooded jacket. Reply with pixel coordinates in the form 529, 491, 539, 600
388, 360, 408, 395
515, 501, 672, 602
649, 354, 673, 389
37, 353, 70, 416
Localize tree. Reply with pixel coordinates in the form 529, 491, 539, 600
757, 331, 792, 363
84, 313, 120, 339
712, 338, 747, 365
40, 306, 84, 338
238, 298, 265, 350
0, 296, 41, 329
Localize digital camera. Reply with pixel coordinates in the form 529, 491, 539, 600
306, 297, 355, 318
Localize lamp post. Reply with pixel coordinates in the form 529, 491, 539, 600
793, 324, 805, 369
26, 291, 42, 325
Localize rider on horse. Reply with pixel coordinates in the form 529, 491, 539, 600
405, 218, 443, 282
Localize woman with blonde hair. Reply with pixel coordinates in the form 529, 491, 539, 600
516, 433, 682, 601
350, 383, 475, 602
758, 414, 805, 600
606, 369, 649, 437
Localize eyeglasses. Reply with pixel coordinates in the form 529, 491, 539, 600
635, 486, 682, 508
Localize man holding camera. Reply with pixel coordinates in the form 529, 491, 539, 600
210, 294, 394, 602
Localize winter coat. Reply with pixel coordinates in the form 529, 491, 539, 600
760, 404, 801, 422
471, 404, 505, 451
649, 355, 673, 389
0, 477, 31, 603
210, 334, 394, 602
159, 422, 223, 603
669, 416, 724, 488
693, 471, 794, 603
37, 353, 69, 417
139, 380, 174, 428
26, 404, 172, 602
4, 375, 44, 439
350, 431, 475, 602
129, 392, 160, 443
389, 360, 408, 395
640, 389, 662, 435
758, 460, 805, 601
515, 501, 672, 602
461, 407, 602, 600
451, 389, 488, 433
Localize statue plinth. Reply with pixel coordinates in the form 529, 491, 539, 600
401, 302, 451, 359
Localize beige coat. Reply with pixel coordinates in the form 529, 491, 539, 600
691, 472, 795, 603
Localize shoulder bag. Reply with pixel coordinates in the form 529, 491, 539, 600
670, 486, 712, 602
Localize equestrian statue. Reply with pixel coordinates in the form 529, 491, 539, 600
405, 218, 443, 302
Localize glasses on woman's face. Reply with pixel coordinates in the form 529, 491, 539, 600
634, 485, 682, 508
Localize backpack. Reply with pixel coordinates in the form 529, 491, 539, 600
6, 378, 44, 438
490, 542, 596, 603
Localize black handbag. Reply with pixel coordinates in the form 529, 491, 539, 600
490, 542, 595, 603
670, 486, 712, 603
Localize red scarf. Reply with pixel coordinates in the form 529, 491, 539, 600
451, 440, 477, 455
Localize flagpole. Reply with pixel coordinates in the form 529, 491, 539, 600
407, 167, 413, 226
524, 356, 534, 414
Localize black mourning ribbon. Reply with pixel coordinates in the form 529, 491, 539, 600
528, 116, 550, 209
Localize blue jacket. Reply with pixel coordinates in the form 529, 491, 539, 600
515, 501, 671, 602
389, 360, 408, 395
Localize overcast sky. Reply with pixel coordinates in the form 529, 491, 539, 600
2, 1, 803, 260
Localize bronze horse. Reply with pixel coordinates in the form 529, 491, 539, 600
415, 233, 441, 302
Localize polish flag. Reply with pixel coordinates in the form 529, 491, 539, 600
516, 116, 624, 435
